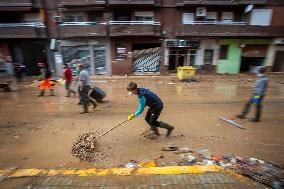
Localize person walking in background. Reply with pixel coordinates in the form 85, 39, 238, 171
63, 63, 76, 97
38, 63, 55, 97
14, 64, 23, 83
78, 64, 97, 114
237, 67, 268, 122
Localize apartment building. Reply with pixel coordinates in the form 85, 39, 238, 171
0, 0, 284, 76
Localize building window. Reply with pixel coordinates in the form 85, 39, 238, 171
206, 12, 217, 22
204, 50, 214, 65
24, 13, 41, 22
222, 12, 234, 24
116, 44, 127, 60
182, 13, 194, 24
189, 50, 196, 66
134, 11, 154, 21
88, 12, 103, 22
250, 9, 272, 26
64, 13, 85, 22
219, 45, 229, 60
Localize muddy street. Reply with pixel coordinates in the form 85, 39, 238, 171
0, 74, 284, 170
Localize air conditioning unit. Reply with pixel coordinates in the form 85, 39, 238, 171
196, 7, 206, 17
53, 16, 62, 23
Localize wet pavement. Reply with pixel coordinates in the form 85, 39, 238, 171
0, 74, 283, 188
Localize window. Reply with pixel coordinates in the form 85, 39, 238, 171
222, 12, 234, 24
115, 44, 127, 60
24, 13, 41, 22
219, 45, 229, 60
189, 50, 196, 66
250, 9, 272, 26
204, 50, 214, 65
134, 11, 154, 21
182, 13, 194, 24
88, 12, 103, 22
206, 12, 217, 21
64, 13, 85, 22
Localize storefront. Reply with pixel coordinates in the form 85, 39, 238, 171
217, 39, 272, 74
60, 38, 111, 75
164, 39, 199, 72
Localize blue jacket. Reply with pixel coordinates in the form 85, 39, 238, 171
134, 88, 163, 117
254, 75, 268, 96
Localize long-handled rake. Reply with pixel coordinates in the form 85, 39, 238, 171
93, 119, 128, 141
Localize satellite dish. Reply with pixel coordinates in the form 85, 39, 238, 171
245, 4, 254, 13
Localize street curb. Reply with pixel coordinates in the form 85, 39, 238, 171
0, 165, 223, 178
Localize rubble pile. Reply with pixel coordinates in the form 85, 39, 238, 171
161, 145, 284, 189
71, 129, 100, 162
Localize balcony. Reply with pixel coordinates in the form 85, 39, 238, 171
0, 22, 46, 38
176, 22, 284, 37
59, 22, 108, 38
108, 0, 162, 6
58, 0, 106, 7
109, 21, 161, 36
0, 0, 42, 10
176, 0, 267, 6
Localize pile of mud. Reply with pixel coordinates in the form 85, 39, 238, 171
71, 129, 101, 162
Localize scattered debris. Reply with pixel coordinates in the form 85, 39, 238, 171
21, 157, 30, 160
162, 145, 178, 151
125, 162, 139, 168
178, 147, 193, 154
140, 129, 159, 140
180, 153, 196, 164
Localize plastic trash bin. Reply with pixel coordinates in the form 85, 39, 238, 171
177, 66, 196, 80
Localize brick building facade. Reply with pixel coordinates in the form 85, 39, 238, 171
0, 0, 284, 76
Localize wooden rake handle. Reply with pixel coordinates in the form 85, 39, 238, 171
94, 119, 128, 141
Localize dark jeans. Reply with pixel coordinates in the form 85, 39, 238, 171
80, 86, 97, 111
78, 86, 82, 103
81, 86, 91, 105
240, 95, 264, 121
145, 105, 163, 130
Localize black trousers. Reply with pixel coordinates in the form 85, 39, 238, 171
240, 95, 263, 121
145, 105, 163, 130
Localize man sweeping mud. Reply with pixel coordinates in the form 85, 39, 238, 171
127, 82, 174, 137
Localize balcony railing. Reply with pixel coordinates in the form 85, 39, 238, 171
59, 22, 108, 38
58, 0, 106, 6
176, 0, 267, 5
176, 24, 284, 37
109, 21, 161, 36
183, 21, 247, 25
108, 0, 162, 6
109, 21, 161, 25
0, 0, 42, 8
0, 22, 46, 38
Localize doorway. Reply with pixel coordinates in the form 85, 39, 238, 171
168, 49, 196, 72
15, 42, 47, 76
240, 57, 265, 72
94, 45, 106, 74
272, 51, 284, 72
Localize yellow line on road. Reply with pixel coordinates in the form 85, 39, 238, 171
0, 165, 223, 178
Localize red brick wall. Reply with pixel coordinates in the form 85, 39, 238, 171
270, 6, 284, 26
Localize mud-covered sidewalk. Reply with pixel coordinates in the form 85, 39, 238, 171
0, 74, 283, 170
